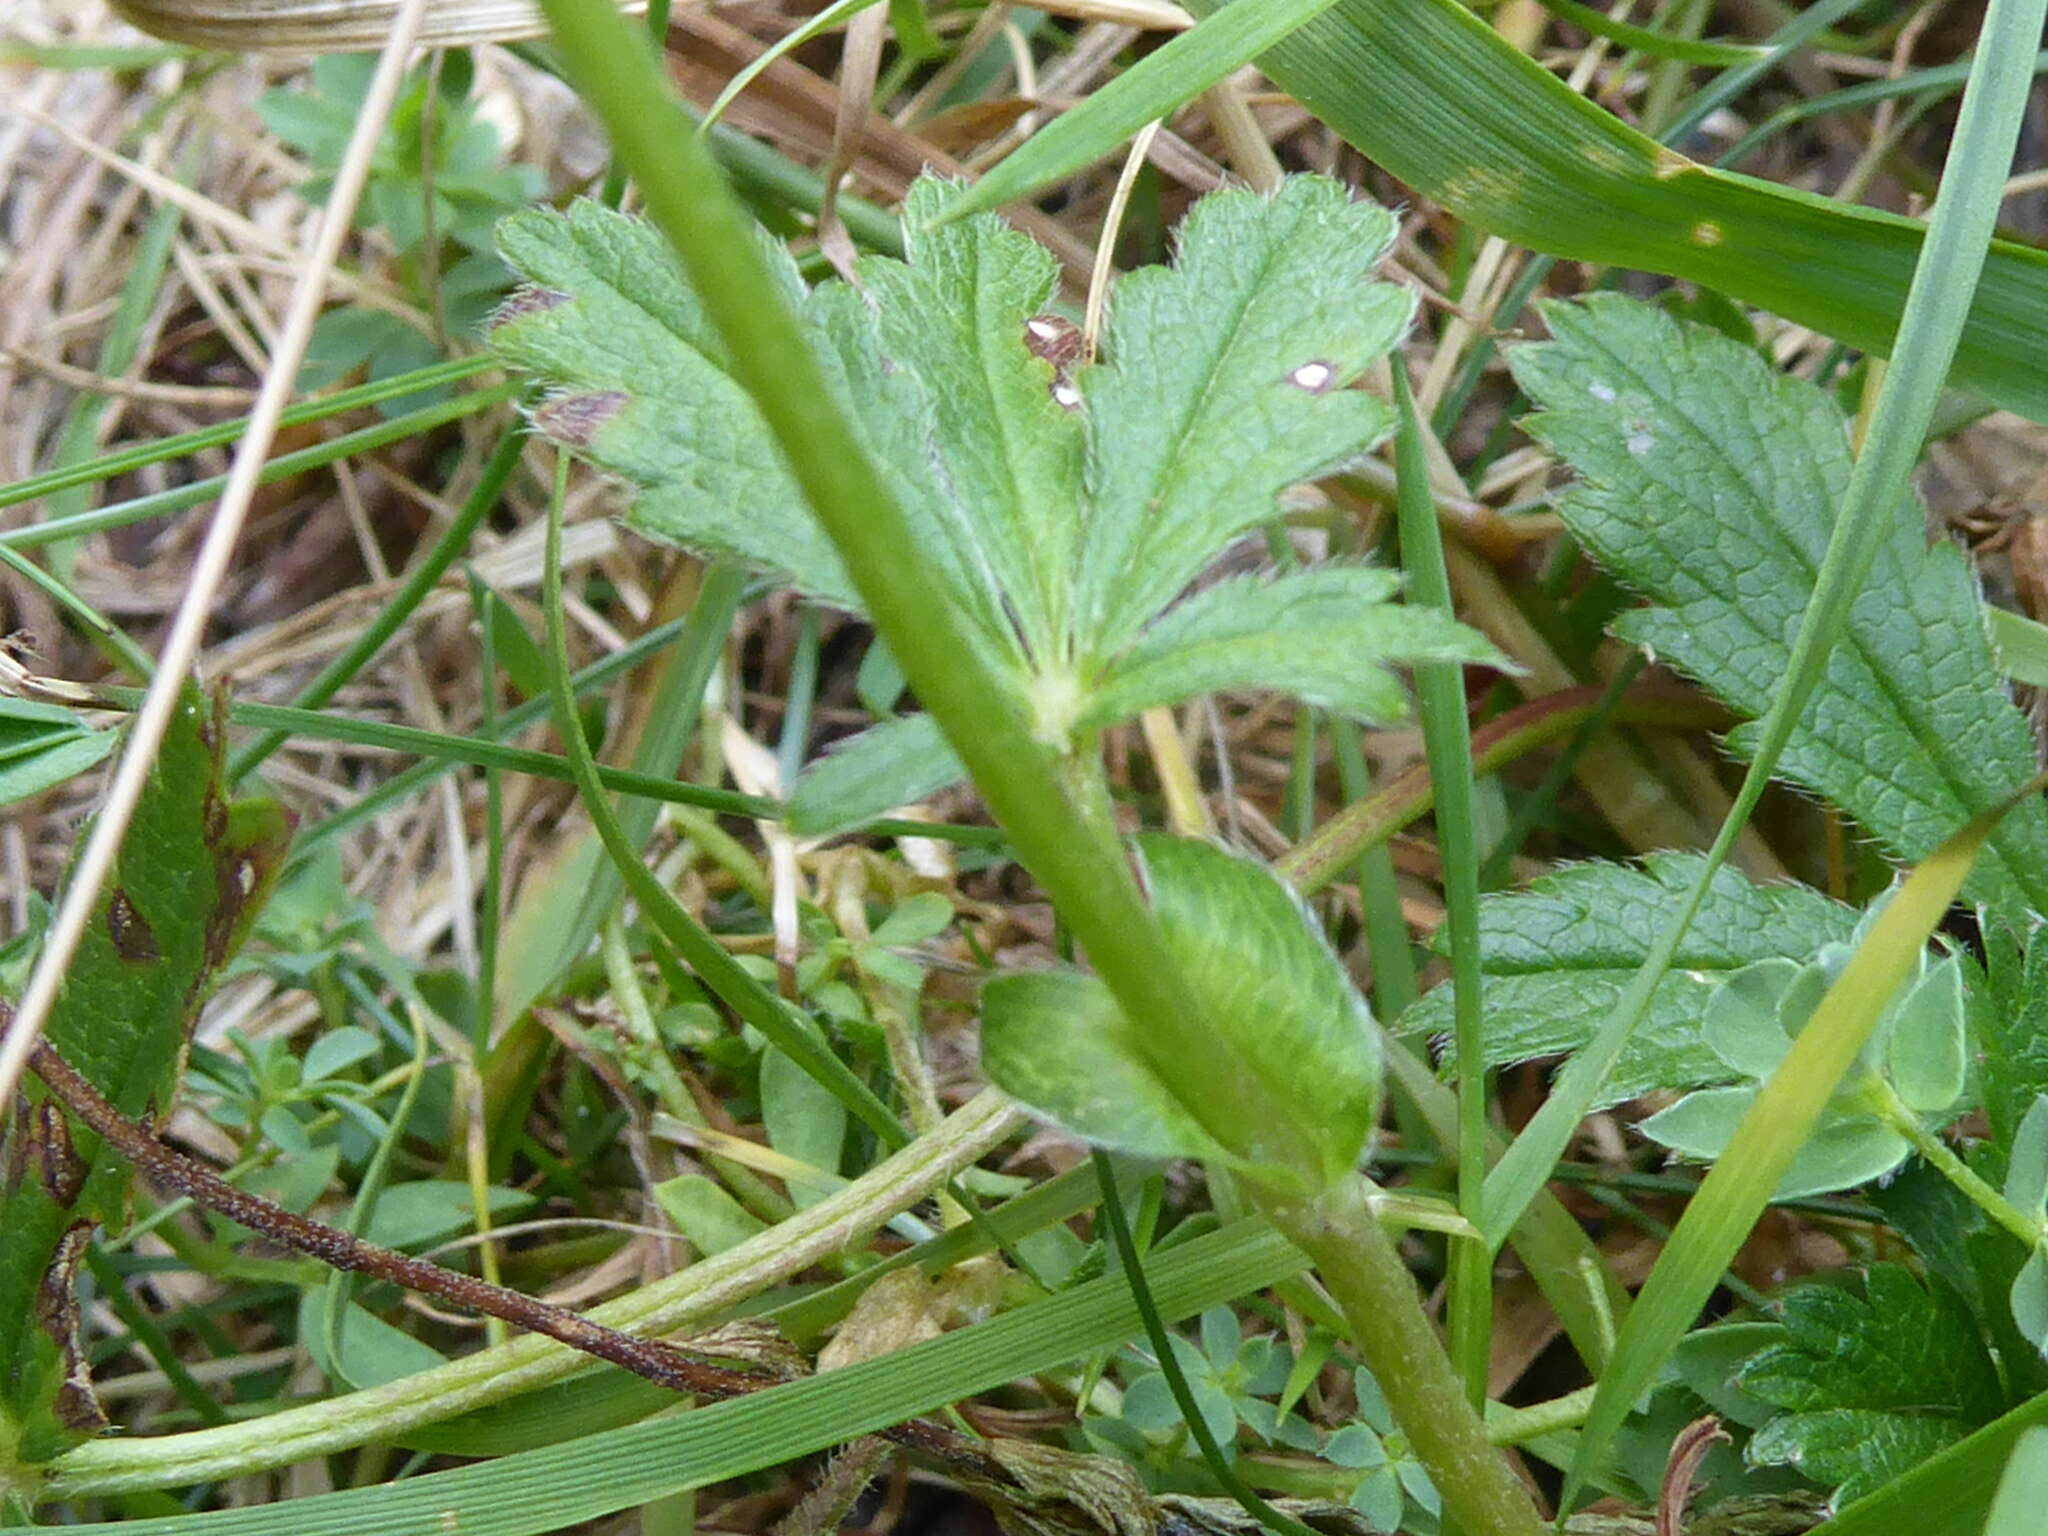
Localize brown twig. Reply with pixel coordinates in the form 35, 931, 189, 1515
23, 1038, 1008, 1481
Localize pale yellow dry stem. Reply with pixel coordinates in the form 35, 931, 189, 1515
0, 0, 435, 1111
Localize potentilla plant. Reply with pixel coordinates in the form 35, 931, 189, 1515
492, 166, 1546, 1536
489, 173, 1505, 835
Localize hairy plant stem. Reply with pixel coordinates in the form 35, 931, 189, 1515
1267, 1178, 1547, 1536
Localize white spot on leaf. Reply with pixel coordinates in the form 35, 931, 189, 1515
1289, 361, 1335, 394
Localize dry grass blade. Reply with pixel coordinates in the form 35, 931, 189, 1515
0, 0, 433, 1114
112, 0, 642, 49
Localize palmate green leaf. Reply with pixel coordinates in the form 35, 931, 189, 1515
1079, 567, 1506, 731
0, 687, 290, 1467
497, 178, 1469, 779
1074, 178, 1411, 655
1510, 295, 2048, 915
1735, 1265, 2006, 1504
983, 836, 1380, 1190
1398, 853, 1856, 1107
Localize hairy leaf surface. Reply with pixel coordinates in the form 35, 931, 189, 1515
1398, 853, 1856, 1106
1736, 1265, 2005, 1503
494, 178, 1493, 786
1081, 566, 1506, 730
1074, 178, 1411, 653
1510, 295, 2048, 915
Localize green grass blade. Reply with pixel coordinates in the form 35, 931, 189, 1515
229, 428, 527, 782
1482, 0, 2048, 1258
1563, 771, 2048, 1511
1182, 0, 2048, 422
939, 0, 1343, 223
0, 382, 518, 552
1535, 0, 1764, 64
0, 356, 494, 514
42, 1221, 1307, 1532
1391, 369, 1491, 1407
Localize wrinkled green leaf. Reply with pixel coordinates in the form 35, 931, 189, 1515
1399, 852, 1856, 1106
1134, 836, 1380, 1188
1080, 566, 1504, 731
0, 687, 291, 1464
496, 177, 1483, 781
864, 180, 1084, 654
1981, 923, 2048, 1163
490, 201, 856, 607
1510, 295, 2048, 915
786, 713, 966, 837
1735, 1265, 2004, 1503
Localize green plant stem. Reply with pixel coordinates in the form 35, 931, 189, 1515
1870, 1081, 2044, 1250
534, 4, 1542, 1526
1277, 685, 1723, 894
1266, 1180, 1546, 1536
535, 0, 1314, 1178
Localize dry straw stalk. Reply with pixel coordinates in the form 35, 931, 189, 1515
112, 0, 646, 50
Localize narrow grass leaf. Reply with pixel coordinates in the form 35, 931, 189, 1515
1565, 774, 2046, 1508
938, 0, 1344, 223
1181, 0, 2048, 423
40, 1220, 1308, 1533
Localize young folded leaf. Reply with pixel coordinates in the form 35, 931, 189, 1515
492, 174, 1502, 819
982, 835, 1380, 1191
1510, 294, 2048, 916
